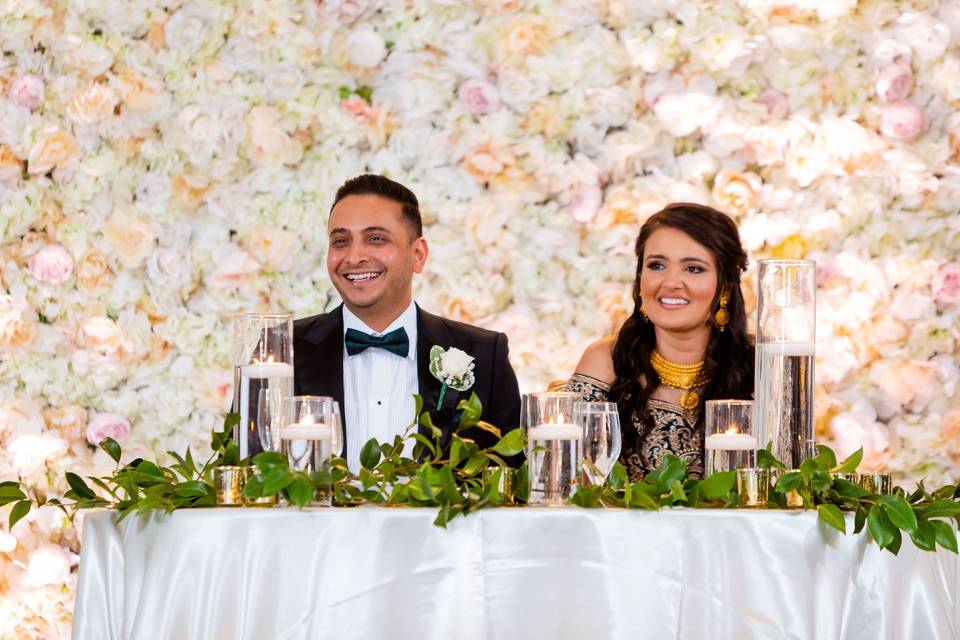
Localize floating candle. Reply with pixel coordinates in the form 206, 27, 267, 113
527, 424, 583, 440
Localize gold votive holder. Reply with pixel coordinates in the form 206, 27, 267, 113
859, 473, 893, 495
246, 494, 278, 507
483, 467, 516, 502
830, 472, 859, 484
736, 468, 771, 508
214, 466, 250, 506
784, 489, 804, 508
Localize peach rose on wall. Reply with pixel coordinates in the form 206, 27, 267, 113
0, 295, 37, 348
75, 250, 115, 293
27, 128, 79, 174
66, 84, 120, 125
0, 145, 23, 182
81, 316, 131, 357
711, 170, 761, 217
102, 209, 156, 269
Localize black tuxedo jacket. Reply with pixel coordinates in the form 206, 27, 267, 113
293, 305, 521, 460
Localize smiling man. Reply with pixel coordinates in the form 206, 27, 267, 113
293, 174, 522, 471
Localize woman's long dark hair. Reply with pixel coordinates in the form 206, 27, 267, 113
609, 203, 754, 443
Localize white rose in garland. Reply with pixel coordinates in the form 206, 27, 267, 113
428, 346, 476, 411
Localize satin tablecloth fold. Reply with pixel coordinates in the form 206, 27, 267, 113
72, 507, 960, 640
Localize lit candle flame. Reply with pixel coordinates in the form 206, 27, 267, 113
725, 425, 740, 435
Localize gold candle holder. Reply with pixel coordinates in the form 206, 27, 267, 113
830, 472, 859, 484
859, 473, 893, 495
483, 467, 516, 502
784, 489, 804, 508
736, 468, 771, 508
214, 466, 250, 506
246, 494, 278, 507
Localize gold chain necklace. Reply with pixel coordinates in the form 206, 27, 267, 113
650, 350, 708, 411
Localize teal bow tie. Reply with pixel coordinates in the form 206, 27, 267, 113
344, 327, 410, 358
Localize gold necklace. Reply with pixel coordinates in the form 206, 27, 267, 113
650, 350, 708, 411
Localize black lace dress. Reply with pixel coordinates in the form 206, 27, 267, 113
566, 373, 703, 481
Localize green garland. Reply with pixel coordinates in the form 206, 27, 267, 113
2, 393, 959, 554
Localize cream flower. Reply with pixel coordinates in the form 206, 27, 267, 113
81, 316, 131, 357
458, 78, 501, 115
345, 28, 387, 68
245, 106, 301, 167
25, 544, 73, 587
8, 434, 67, 478
102, 209, 155, 269
0, 295, 37, 348
75, 250, 115, 293
932, 262, 960, 306
242, 224, 299, 273
63, 39, 114, 76
879, 102, 927, 142
207, 243, 261, 288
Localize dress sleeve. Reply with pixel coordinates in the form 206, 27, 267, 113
562, 373, 611, 402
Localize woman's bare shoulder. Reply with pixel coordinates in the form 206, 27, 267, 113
573, 335, 617, 385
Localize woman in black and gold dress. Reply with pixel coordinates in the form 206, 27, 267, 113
569, 203, 754, 481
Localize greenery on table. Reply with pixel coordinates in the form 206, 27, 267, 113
2, 394, 959, 554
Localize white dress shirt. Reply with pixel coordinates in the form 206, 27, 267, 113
342, 302, 419, 473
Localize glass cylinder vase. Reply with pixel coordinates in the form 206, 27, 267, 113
704, 400, 755, 477
523, 392, 583, 506
232, 313, 294, 460
753, 260, 816, 469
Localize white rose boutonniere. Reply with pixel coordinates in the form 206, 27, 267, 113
429, 345, 476, 411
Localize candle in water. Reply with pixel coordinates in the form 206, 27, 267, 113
704, 426, 757, 451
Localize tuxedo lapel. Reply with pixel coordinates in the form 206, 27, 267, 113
295, 307, 346, 449
416, 307, 464, 430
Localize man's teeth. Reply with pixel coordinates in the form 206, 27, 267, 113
660, 297, 689, 305
345, 272, 380, 281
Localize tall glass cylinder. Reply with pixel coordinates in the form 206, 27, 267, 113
523, 392, 582, 506
753, 260, 815, 469
280, 396, 335, 506
232, 313, 294, 460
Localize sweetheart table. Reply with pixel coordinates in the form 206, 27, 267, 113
71, 507, 960, 640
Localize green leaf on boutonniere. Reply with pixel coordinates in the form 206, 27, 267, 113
492, 428, 524, 457
360, 438, 381, 470
817, 503, 846, 534
832, 447, 863, 473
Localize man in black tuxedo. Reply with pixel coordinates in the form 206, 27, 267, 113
293, 174, 521, 471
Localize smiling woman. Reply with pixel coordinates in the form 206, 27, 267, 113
567, 203, 754, 481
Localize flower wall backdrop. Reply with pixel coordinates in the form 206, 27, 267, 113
1, 0, 959, 635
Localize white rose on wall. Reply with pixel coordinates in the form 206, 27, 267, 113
8, 433, 67, 478
66, 84, 120, 126
25, 544, 74, 587
345, 28, 387, 68
245, 106, 302, 167
61, 38, 114, 76
653, 90, 723, 137
102, 209, 156, 270
164, 4, 215, 56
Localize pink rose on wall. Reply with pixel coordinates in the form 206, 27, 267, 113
85, 412, 131, 446
876, 61, 914, 103
757, 89, 789, 119
458, 78, 501, 115
7, 74, 44, 110
879, 102, 927, 141
28, 244, 74, 285
933, 262, 960, 306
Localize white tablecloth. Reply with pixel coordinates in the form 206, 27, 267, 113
72, 507, 960, 640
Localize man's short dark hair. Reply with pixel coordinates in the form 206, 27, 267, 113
331, 174, 423, 238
